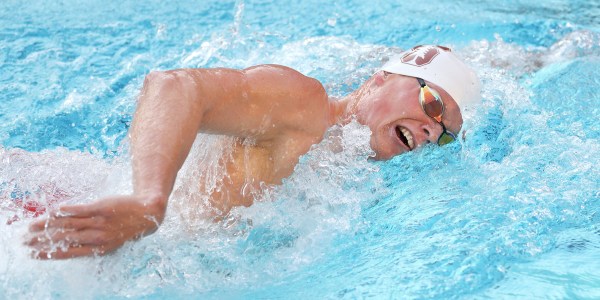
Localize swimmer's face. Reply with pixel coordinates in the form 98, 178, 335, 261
356, 72, 463, 160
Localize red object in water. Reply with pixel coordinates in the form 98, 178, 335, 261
3, 184, 70, 224
22, 200, 47, 217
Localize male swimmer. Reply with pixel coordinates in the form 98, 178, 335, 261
25, 45, 481, 259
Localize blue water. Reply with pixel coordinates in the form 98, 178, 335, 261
1, 0, 599, 299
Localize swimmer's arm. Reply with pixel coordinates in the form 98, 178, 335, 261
27, 65, 325, 259
131, 65, 327, 203
26, 70, 208, 259
112, 67, 286, 211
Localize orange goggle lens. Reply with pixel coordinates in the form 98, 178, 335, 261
416, 78, 456, 146
419, 85, 444, 122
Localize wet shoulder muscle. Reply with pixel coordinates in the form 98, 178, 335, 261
244, 64, 329, 137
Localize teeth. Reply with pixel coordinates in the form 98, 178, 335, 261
400, 127, 414, 149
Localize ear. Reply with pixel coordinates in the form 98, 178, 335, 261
373, 71, 387, 86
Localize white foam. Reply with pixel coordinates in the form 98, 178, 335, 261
3, 25, 598, 297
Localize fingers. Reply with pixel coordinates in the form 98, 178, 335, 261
26, 229, 116, 259
23, 196, 148, 260
28, 201, 108, 232
55, 204, 100, 218
25, 229, 108, 248
29, 216, 102, 232
32, 245, 106, 260
26, 211, 111, 259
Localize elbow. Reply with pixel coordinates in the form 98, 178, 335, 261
140, 71, 168, 101
143, 70, 164, 86
140, 69, 197, 100
142, 70, 175, 92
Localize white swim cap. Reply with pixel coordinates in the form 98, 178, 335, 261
381, 45, 482, 111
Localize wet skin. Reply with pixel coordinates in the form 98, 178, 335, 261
354, 72, 462, 160
25, 65, 462, 259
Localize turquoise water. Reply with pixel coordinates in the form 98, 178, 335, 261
1, 0, 599, 299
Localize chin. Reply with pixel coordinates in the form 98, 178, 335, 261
370, 139, 395, 161
371, 147, 405, 161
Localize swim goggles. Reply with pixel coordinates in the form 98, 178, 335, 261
417, 77, 457, 146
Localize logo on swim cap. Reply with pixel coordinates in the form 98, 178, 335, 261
400, 45, 451, 67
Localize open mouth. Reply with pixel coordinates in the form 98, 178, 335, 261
395, 126, 414, 150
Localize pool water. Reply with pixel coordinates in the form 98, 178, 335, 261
1, 0, 599, 299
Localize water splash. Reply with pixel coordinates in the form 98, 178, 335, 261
1, 0, 599, 298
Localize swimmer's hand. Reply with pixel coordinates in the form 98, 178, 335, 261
24, 194, 166, 260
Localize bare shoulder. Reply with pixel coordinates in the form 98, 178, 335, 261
245, 64, 323, 86
150, 65, 329, 142
243, 64, 329, 134
244, 65, 326, 102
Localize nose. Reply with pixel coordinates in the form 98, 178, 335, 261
420, 121, 443, 145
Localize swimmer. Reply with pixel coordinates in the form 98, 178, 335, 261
25, 45, 481, 259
